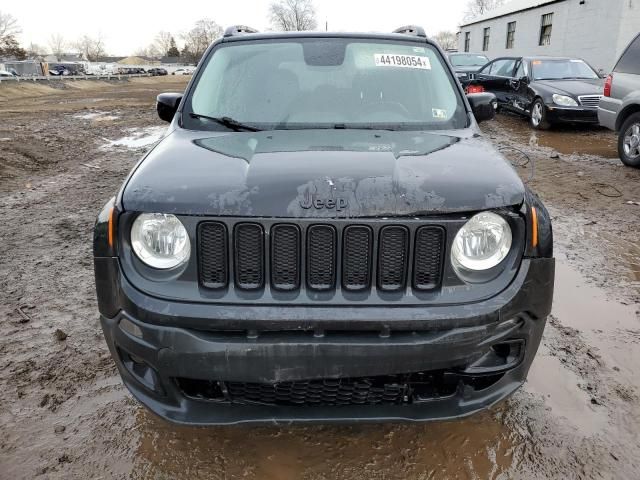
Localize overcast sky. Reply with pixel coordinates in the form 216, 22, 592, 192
9, 0, 469, 55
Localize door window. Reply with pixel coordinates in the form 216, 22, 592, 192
488, 58, 516, 77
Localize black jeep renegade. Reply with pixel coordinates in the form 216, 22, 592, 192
93, 26, 554, 425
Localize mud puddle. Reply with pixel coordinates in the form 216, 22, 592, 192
494, 114, 618, 158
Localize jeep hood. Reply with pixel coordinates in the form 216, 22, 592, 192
122, 128, 525, 217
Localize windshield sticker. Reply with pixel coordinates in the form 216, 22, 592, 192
374, 54, 431, 69
432, 108, 447, 119
413, 47, 426, 53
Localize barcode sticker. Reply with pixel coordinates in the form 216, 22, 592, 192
374, 54, 431, 69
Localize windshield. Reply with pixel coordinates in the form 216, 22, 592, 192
184, 38, 467, 131
449, 54, 489, 67
531, 59, 599, 80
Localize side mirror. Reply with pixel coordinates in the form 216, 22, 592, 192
467, 92, 497, 123
157, 93, 183, 123
519, 76, 530, 85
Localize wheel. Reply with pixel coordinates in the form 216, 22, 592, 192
530, 99, 550, 130
618, 112, 640, 168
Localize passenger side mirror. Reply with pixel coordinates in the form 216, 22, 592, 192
467, 92, 497, 123
157, 93, 183, 123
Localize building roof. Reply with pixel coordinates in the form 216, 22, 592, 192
460, 0, 563, 27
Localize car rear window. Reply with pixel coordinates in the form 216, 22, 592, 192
184, 37, 467, 131
614, 34, 640, 75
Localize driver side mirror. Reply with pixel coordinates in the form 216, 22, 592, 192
519, 76, 530, 85
157, 93, 183, 123
467, 92, 497, 123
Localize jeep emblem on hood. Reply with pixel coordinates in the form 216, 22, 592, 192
299, 190, 348, 211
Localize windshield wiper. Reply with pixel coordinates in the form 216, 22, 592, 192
189, 113, 262, 132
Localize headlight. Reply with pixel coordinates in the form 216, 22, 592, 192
131, 213, 190, 269
552, 94, 578, 107
451, 212, 512, 272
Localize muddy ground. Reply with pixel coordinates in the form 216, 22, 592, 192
1, 77, 639, 479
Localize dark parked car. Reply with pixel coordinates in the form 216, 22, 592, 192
464, 56, 605, 129
148, 67, 168, 76
448, 52, 489, 82
94, 25, 554, 425
598, 33, 640, 167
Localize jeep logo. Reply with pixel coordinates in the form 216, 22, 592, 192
299, 190, 348, 212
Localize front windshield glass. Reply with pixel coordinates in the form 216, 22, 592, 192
449, 54, 489, 67
531, 59, 598, 80
185, 38, 467, 131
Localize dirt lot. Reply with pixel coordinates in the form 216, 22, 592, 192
1, 77, 639, 479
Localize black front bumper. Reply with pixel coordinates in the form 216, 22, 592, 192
546, 106, 599, 124
96, 257, 554, 425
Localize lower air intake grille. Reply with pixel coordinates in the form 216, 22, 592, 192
271, 225, 300, 291
176, 371, 464, 406
198, 222, 228, 289
413, 226, 445, 290
307, 225, 337, 290
234, 223, 264, 290
378, 226, 409, 291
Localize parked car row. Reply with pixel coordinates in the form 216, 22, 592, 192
449, 32, 640, 167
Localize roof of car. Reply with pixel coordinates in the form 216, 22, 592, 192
221, 31, 433, 44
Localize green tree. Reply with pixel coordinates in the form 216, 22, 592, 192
167, 36, 180, 57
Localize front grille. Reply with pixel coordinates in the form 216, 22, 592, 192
413, 227, 445, 290
307, 225, 337, 290
198, 220, 446, 294
177, 371, 462, 406
578, 95, 602, 108
342, 226, 373, 290
198, 222, 228, 289
271, 225, 300, 291
378, 226, 409, 291
234, 223, 264, 290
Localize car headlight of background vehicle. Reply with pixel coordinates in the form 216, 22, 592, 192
451, 212, 512, 272
131, 213, 191, 269
552, 94, 578, 107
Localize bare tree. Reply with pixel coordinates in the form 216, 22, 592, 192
269, 0, 317, 31
181, 19, 222, 63
463, 0, 505, 22
154, 31, 173, 56
48, 34, 66, 59
74, 34, 106, 61
433, 31, 458, 51
0, 11, 20, 41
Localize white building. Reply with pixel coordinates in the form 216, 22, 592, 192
458, 0, 640, 73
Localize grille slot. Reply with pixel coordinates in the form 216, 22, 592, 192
271, 224, 301, 291
307, 225, 337, 290
578, 95, 602, 108
378, 226, 409, 291
342, 226, 373, 291
234, 223, 264, 290
198, 222, 228, 289
413, 226, 445, 290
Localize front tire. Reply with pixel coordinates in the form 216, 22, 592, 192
618, 112, 640, 168
530, 99, 550, 130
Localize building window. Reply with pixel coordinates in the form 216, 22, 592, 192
506, 22, 516, 49
464, 32, 470, 52
539, 13, 553, 46
483, 27, 490, 51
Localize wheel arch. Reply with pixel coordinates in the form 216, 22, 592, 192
615, 104, 640, 132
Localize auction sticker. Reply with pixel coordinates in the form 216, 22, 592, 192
374, 54, 431, 69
